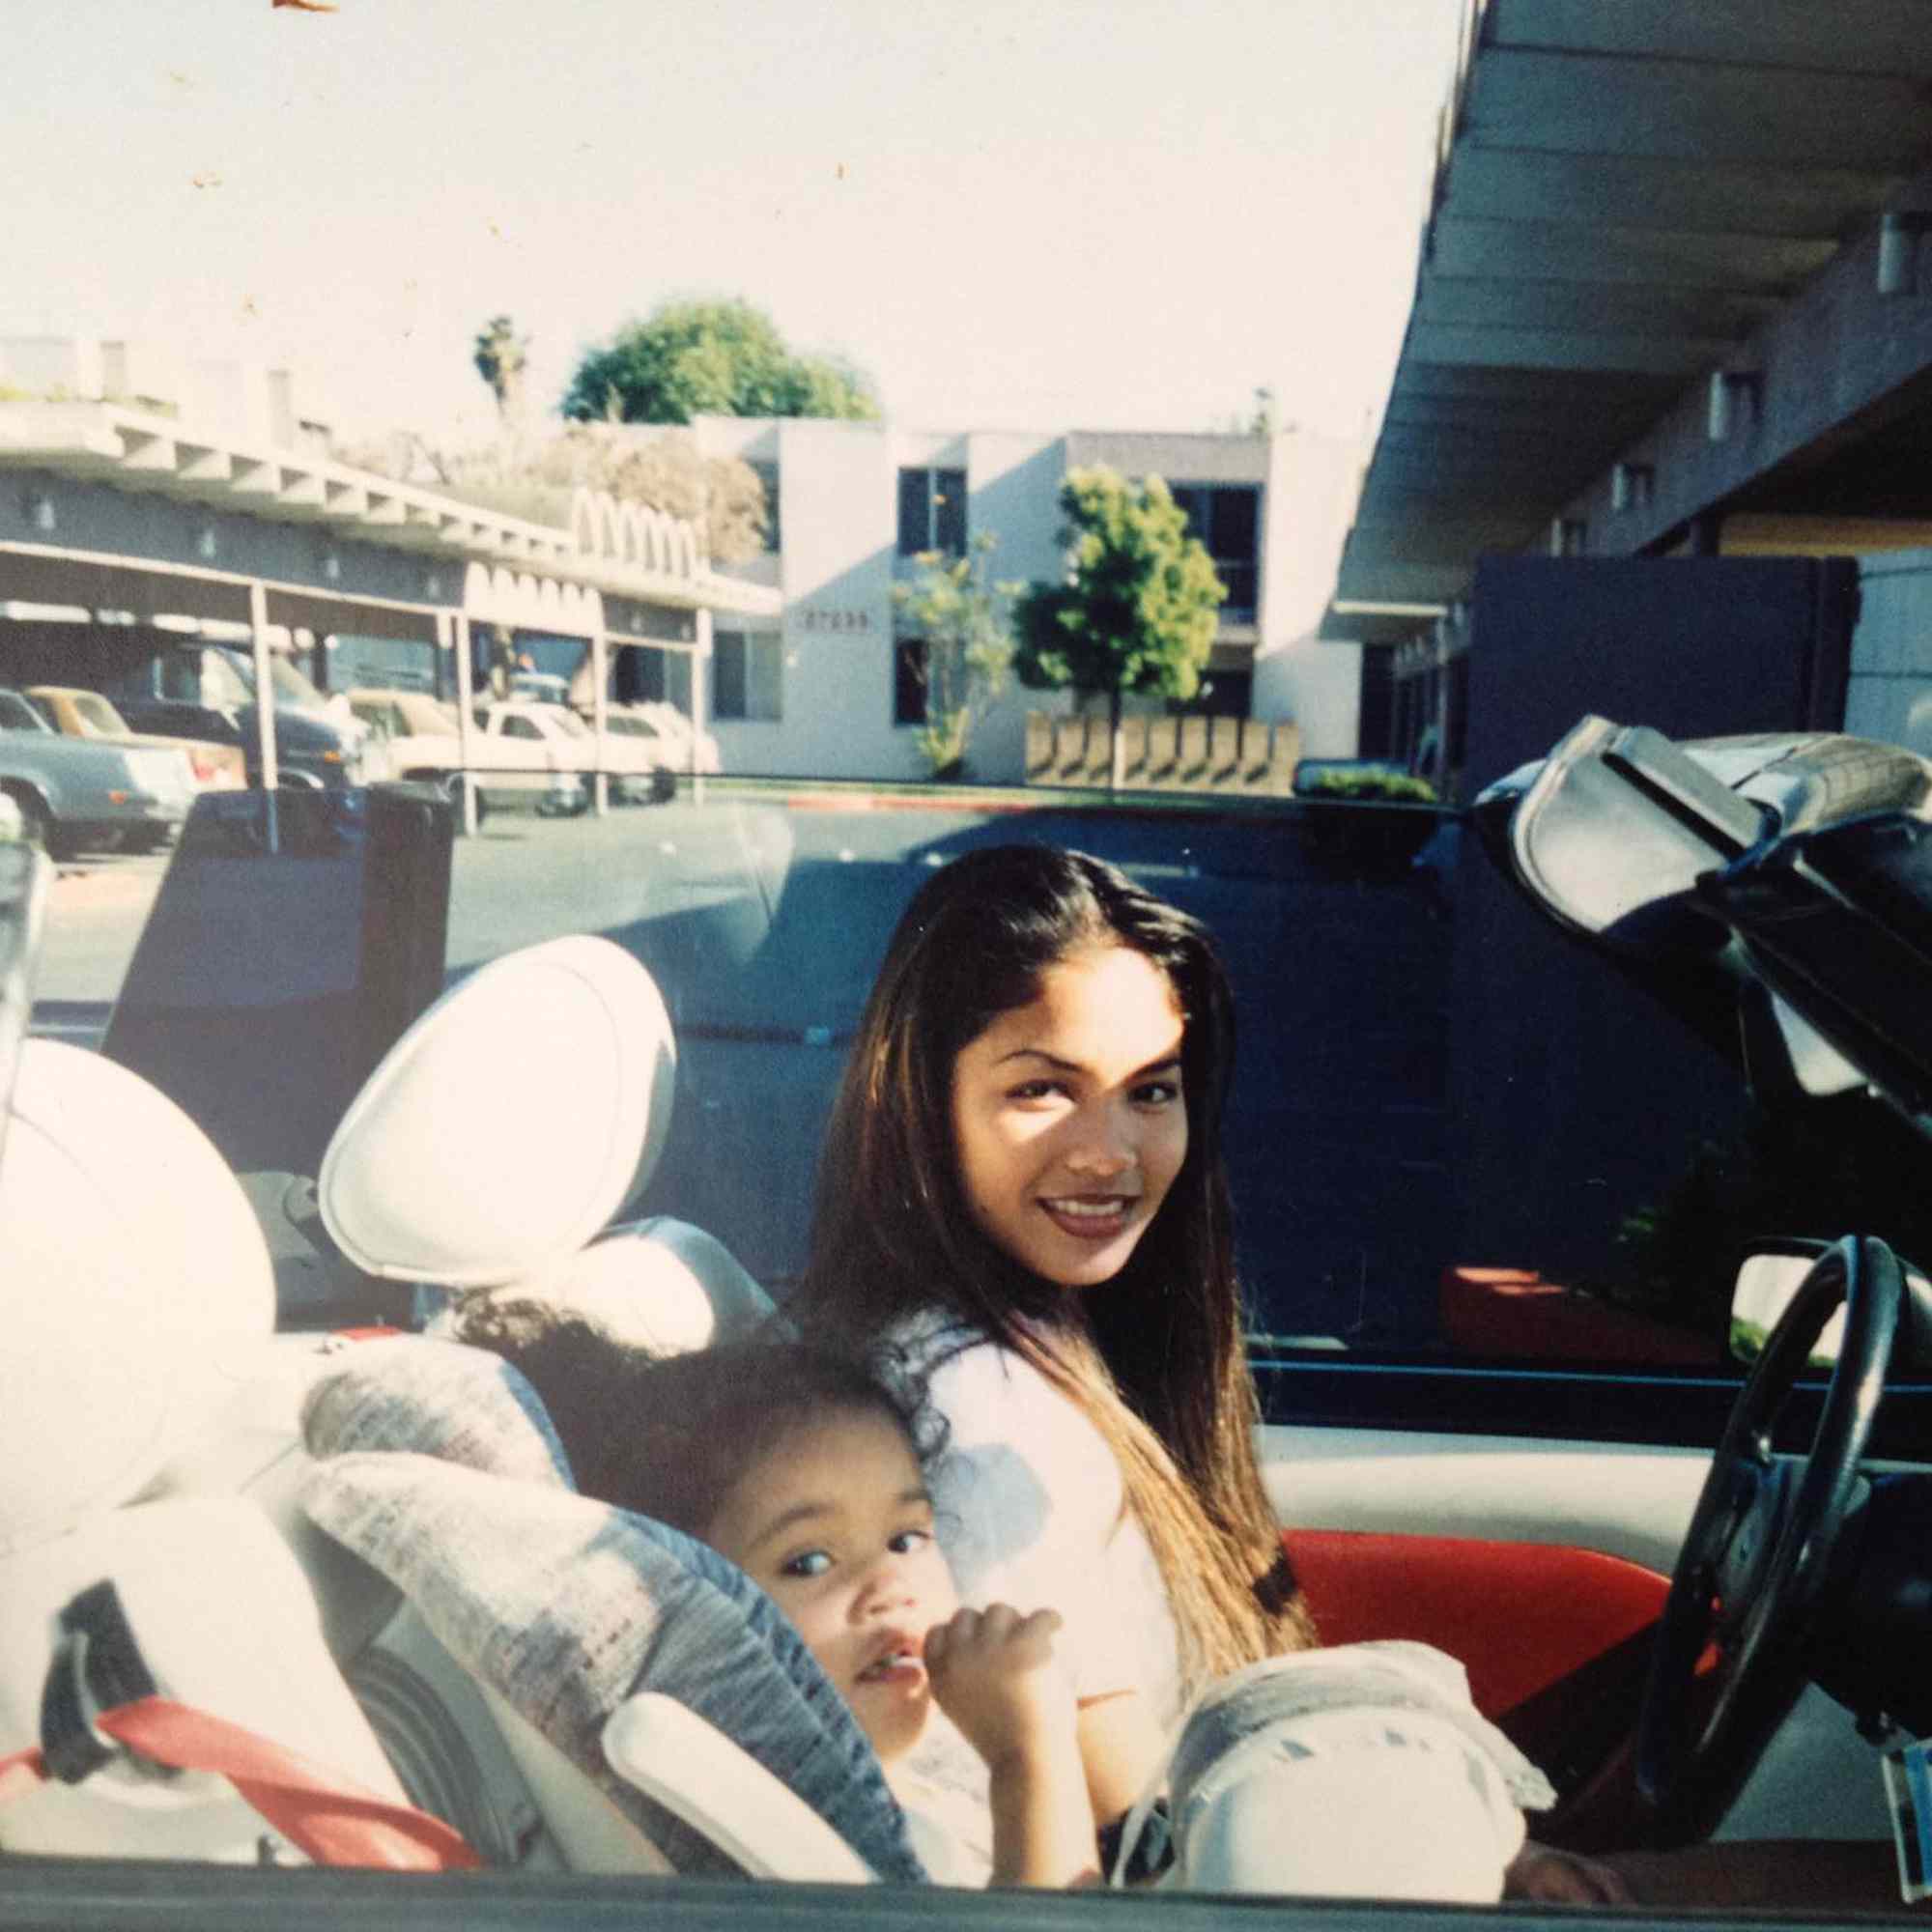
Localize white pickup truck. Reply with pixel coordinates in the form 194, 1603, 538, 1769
344, 690, 586, 822
470, 698, 675, 805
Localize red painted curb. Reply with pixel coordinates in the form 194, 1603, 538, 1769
779, 792, 1037, 814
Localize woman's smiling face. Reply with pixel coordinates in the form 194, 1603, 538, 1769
950, 944, 1188, 1290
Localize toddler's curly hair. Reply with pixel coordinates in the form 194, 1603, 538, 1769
451, 1297, 942, 1536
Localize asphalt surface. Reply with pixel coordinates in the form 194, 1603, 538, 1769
31, 793, 1457, 1344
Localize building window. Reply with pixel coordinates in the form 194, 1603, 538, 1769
1169, 483, 1260, 620
896, 467, 967, 557
713, 630, 782, 722
893, 638, 929, 725
749, 460, 781, 554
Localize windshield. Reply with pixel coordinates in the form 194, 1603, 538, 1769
0, 689, 49, 731
266, 652, 328, 709
68, 690, 128, 735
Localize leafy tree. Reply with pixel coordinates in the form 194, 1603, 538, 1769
562, 298, 879, 424
891, 532, 1018, 781
1013, 467, 1225, 791
472, 315, 529, 429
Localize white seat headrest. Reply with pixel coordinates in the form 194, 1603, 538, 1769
500, 1216, 776, 1357
0, 1041, 273, 1556
318, 936, 675, 1288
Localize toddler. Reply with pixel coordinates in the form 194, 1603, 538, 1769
458, 1303, 1095, 1887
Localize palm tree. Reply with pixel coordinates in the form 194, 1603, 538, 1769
472, 316, 529, 431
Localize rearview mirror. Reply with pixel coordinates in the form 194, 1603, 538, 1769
1730, 1249, 1846, 1368
1730, 1242, 1932, 1369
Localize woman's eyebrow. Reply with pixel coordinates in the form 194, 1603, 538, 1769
991, 1047, 1184, 1080
991, 1046, 1082, 1071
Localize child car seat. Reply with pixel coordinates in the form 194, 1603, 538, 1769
0, 1034, 430, 1863
300, 1333, 923, 1880
295, 933, 905, 1875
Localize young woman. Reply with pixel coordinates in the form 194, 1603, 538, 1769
794, 842, 1315, 1840
792, 843, 1647, 1902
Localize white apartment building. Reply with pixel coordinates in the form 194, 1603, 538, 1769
688, 416, 1367, 785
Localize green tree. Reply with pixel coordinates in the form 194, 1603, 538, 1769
562, 298, 879, 424
472, 315, 529, 429
892, 532, 1018, 781
1013, 467, 1225, 791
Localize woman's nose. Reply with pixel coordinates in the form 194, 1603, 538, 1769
1064, 1099, 1137, 1177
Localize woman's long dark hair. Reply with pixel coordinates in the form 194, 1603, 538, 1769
797, 843, 1314, 1687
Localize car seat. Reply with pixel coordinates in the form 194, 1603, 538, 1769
0, 1022, 456, 1866
288, 932, 927, 1878
299, 1332, 923, 1880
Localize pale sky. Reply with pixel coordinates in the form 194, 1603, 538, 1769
5, 0, 1463, 448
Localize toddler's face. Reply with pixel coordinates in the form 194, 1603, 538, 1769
705, 1406, 957, 1766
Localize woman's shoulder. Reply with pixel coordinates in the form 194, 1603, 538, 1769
895, 1322, 1123, 1515
893, 1320, 1073, 1424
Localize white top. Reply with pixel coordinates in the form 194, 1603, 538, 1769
912, 1326, 1184, 1731
896, 1774, 995, 1887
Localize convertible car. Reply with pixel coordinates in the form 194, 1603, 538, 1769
4, 717, 1932, 1928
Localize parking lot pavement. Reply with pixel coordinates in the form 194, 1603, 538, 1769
33, 850, 171, 1020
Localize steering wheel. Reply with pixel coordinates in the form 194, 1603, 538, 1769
1634, 1235, 1905, 1846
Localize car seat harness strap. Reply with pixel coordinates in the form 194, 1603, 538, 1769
1, 1578, 482, 1870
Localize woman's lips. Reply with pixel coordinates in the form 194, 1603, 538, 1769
1038, 1195, 1139, 1241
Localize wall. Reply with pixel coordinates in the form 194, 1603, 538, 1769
1253, 429, 1368, 754
1848, 549, 1932, 754
693, 415, 1364, 783
1025, 712, 1300, 794
696, 418, 1071, 782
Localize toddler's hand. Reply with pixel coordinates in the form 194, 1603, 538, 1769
924, 1605, 1074, 1773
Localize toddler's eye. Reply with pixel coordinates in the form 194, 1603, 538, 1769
780, 1548, 833, 1578
889, 1527, 932, 1555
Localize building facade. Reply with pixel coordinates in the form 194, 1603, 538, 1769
0, 339, 777, 806
690, 416, 1366, 785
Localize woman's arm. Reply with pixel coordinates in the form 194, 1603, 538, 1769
1074, 1687, 1170, 1833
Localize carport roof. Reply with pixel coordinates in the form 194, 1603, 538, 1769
1326, 0, 1932, 642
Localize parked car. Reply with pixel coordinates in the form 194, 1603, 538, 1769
74, 639, 374, 790
473, 697, 674, 804
23, 683, 247, 795
345, 688, 587, 821
0, 685, 193, 857
508, 668, 571, 705
584, 699, 722, 778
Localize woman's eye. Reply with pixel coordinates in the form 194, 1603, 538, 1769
780, 1549, 833, 1578
1007, 1078, 1066, 1103
1133, 1078, 1181, 1106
